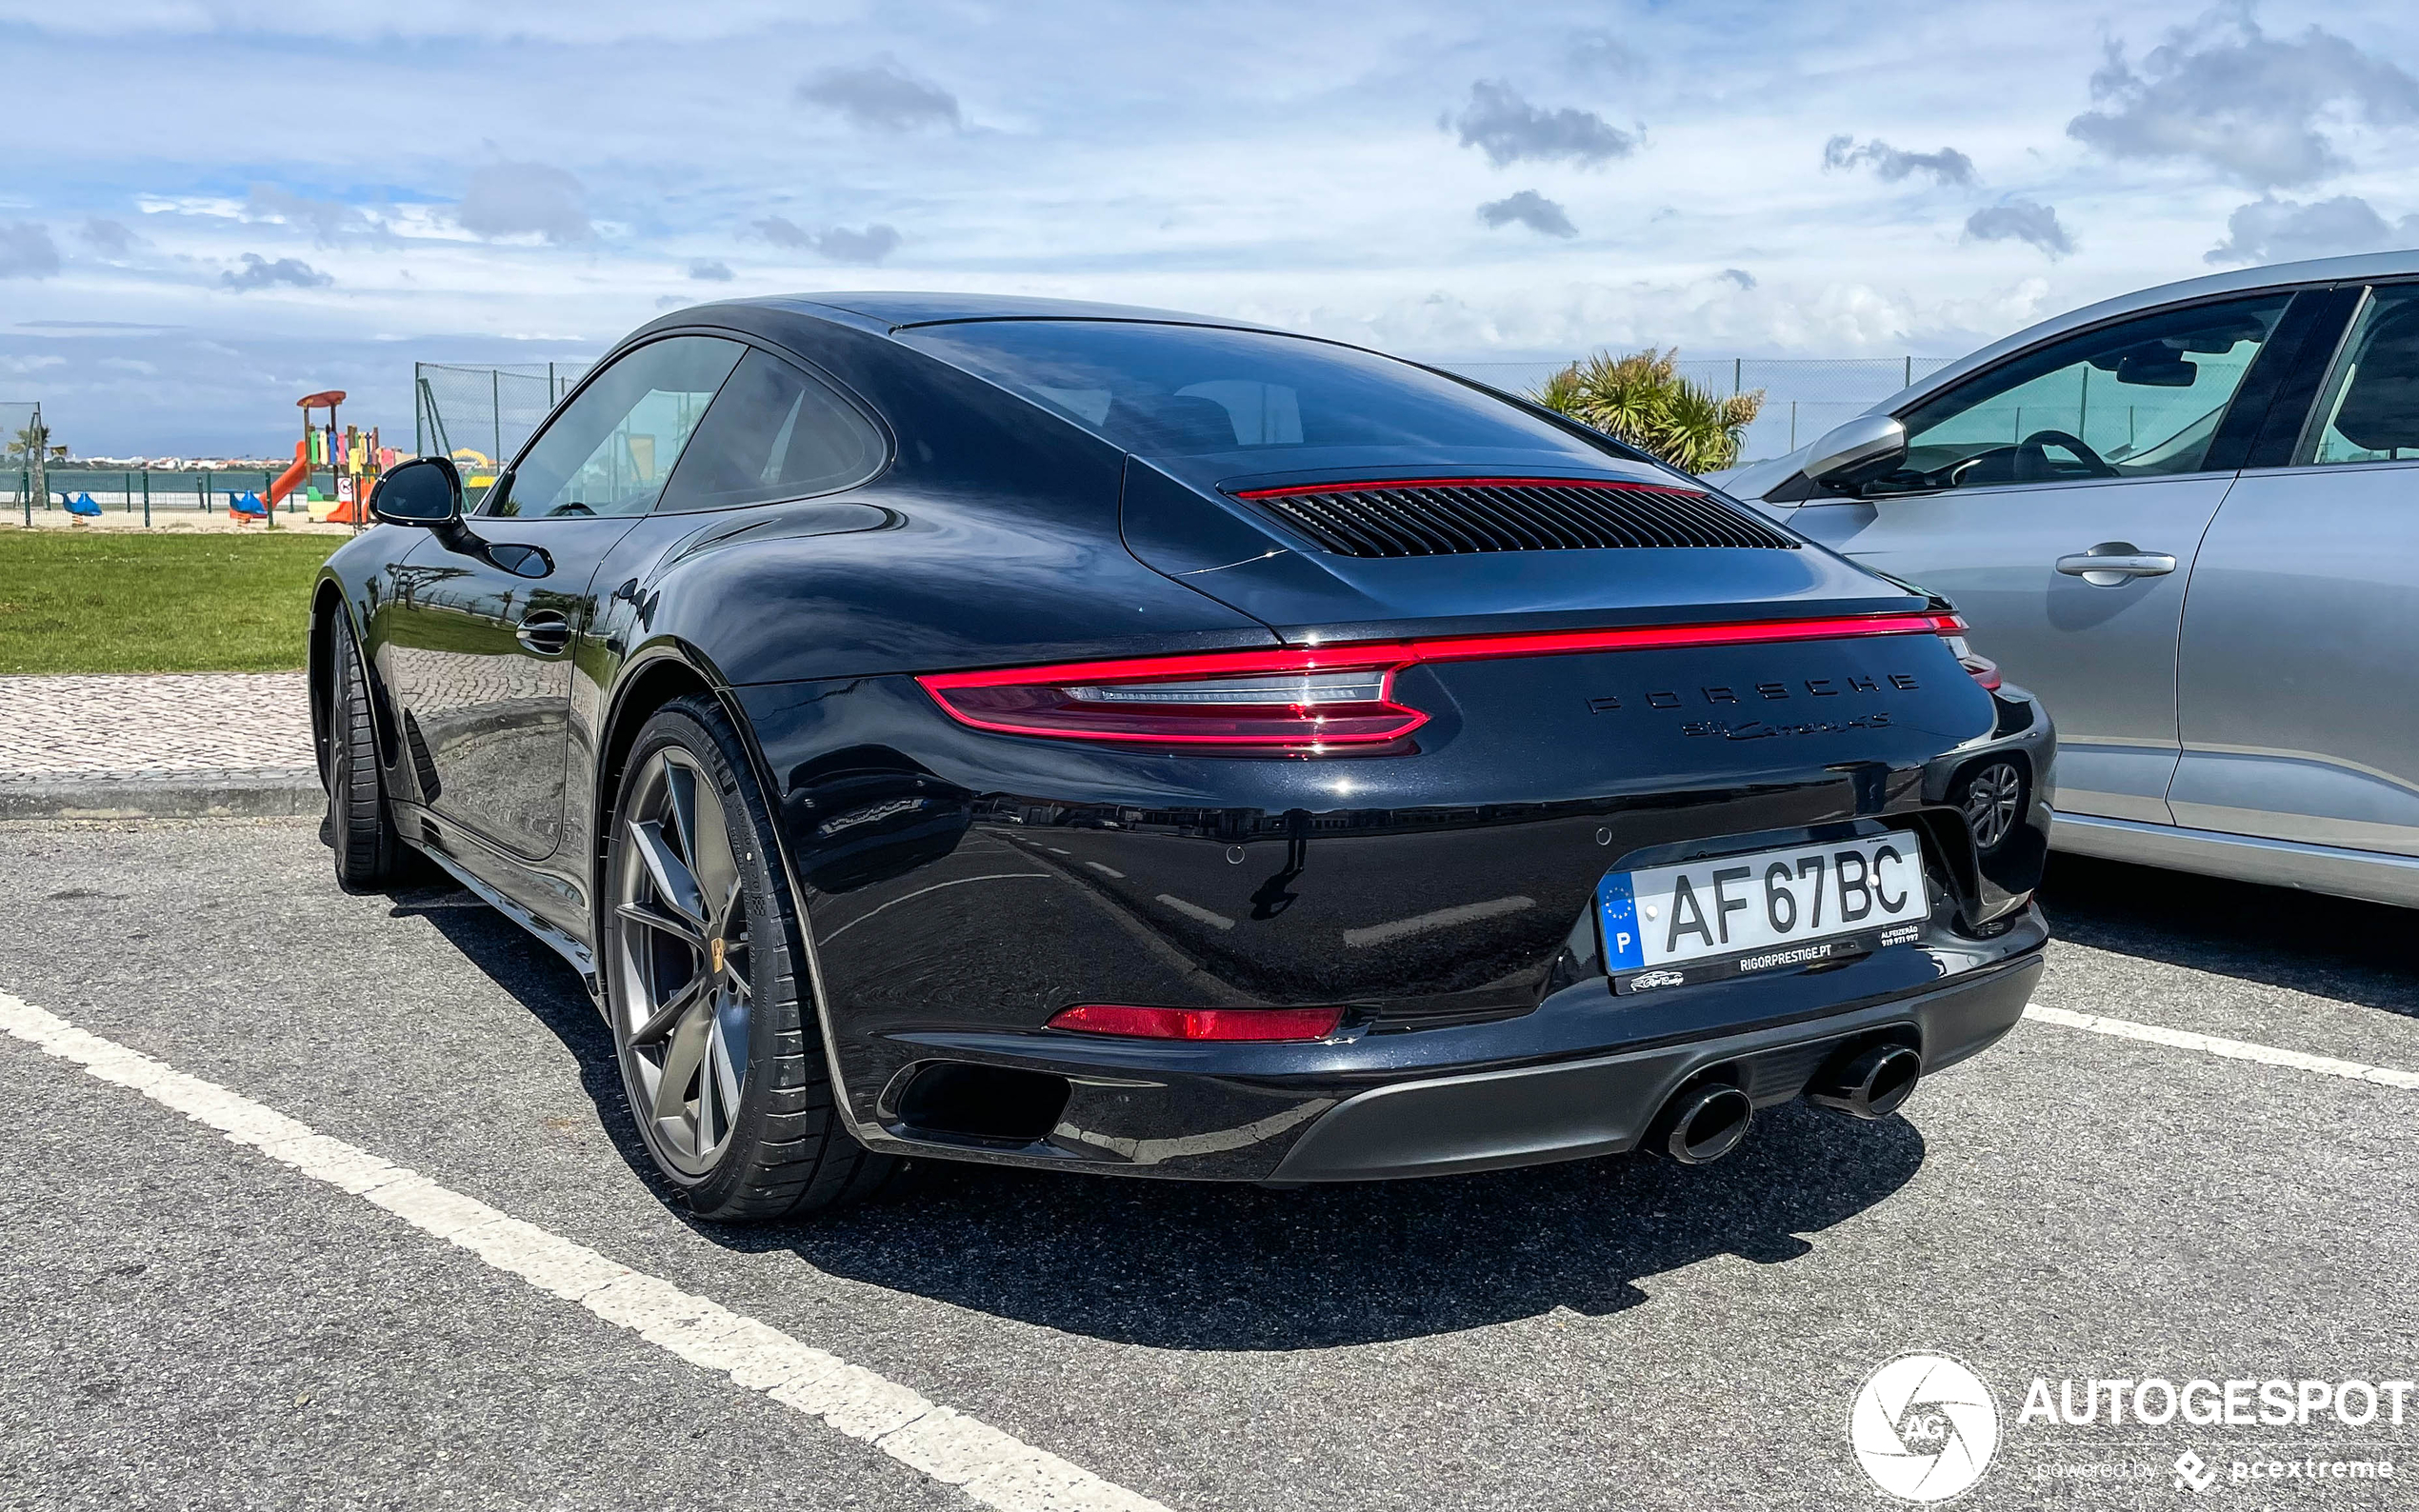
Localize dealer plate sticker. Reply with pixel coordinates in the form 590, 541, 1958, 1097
1599, 833, 1927, 991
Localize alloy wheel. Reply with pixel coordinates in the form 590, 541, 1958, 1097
1961, 761, 2024, 853
611, 746, 752, 1178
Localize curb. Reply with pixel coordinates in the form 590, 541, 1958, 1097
0, 768, 323, 820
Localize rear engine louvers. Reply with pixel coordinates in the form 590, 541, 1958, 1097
1229, 476, 1798, 557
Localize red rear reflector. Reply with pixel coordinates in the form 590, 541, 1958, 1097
916, 611, 1959, 750
1047, 1004, 1346, 1042
1929, 614, 2005, 690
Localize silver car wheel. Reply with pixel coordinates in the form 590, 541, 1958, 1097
610, 746, 751, 1179
1962, 761, 2024, 853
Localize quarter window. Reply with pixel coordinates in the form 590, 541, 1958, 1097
1878, 294, 2290, 494
655, 348, 887, 512
485, 335, 744, 517
2299, 285, 2419, 466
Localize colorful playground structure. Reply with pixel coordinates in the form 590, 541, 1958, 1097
264, 389, 399, 527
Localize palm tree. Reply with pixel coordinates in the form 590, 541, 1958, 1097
1532, 348, 1764, 474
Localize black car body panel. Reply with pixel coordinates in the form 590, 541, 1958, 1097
313, 292, 2054, 1187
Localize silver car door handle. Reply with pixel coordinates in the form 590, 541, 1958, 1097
515, 612, 573, 655
2055, 543, 2176, 585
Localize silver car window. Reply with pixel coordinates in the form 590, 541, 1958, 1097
1877, 294, 2289, 494
2299, 286, 2419, 466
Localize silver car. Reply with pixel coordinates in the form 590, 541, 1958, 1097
1713, 251, 2419, 906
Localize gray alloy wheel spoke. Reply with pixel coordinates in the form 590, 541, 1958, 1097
653, 997, 713, 1124
686, 778, 744, 928
629, 817, 706, 924
693, 1016, 720, 1154
628, 817, 710, 929
708, 1021, 743, 1139
615, 898, 706, 950
630, 971, 710, 1046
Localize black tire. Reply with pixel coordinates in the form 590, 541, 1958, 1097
603, 695, 906, 1222
327, 614, 405, 890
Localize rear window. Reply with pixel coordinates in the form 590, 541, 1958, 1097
895, 320, 1615, 465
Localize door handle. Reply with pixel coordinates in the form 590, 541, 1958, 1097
515, 612, 573, 655
2055, 541, 2176, 586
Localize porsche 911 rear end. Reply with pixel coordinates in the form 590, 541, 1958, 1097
727, 308, 2051, 1184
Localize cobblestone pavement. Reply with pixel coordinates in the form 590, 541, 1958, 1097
0, 673, 312, 780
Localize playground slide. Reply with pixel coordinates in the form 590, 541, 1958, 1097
268, 439, 309, 508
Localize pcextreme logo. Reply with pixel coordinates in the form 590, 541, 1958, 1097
1848, 1352, 2003, 1502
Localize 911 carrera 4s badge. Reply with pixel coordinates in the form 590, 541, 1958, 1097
1599, 833, 1929, 994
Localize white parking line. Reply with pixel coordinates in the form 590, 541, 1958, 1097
0, 988, 1169, 1512
821, 873, 1053, 942
1154, 894, 1235, 930
2024, 1004, 2419, 1090
1342, 895, 1534, 948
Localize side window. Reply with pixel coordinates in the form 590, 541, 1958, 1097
654, 348, 887, 513
2299, 286, 2419, 466
1881, 293, 2291, 494
484, 335, 744, 517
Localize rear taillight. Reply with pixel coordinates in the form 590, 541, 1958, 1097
917, 610, 1964, 752
918, 647, 1427, 750
1932, 616, 2004, 691
1047, 1004, 1346, 1041
914, 647, 1422, 749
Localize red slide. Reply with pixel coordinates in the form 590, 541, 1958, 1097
268, 439, 309, 509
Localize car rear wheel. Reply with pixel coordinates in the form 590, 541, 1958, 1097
605, 696, 907, 1221
1961, 760, 2025, 854
327, 614, 405, 890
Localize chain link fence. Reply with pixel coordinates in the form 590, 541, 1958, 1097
403, 354, 1954, 475
5, 401, 43, 523
414, 362, 590, 482
1437, 357, 1956, 465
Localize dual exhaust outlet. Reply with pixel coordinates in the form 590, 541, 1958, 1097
1649, 1042, 1923, 1164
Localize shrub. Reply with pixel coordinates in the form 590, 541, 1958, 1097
1531, 348, 1764, 473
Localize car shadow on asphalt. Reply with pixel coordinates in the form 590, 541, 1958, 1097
403, 885, 1930, 1352
2040, 855, 2419, 1018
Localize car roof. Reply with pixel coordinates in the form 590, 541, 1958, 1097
749, 291, 1284, 332
1884, 248, 2419, 417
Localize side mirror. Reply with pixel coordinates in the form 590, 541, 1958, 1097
1804, 414, 1909, 489
371, 456, 465, 527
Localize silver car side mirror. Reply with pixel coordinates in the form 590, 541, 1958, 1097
1804, 414, 1909, 488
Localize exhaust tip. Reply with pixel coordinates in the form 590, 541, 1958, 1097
1652, 1082, 1754, 1164
1809, 1044, 1922, 1121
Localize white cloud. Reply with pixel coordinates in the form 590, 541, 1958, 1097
1449, 81, 1636, 168
2206, 194, 2419, 265
1477, 190, 1577, 238
2069, 7, 2419, 189
0, 223, 61, 278
797, 56, 960, 132
456, 162, 590, 244
1821, 136, 1978, 187
1964, 200, 2075, 258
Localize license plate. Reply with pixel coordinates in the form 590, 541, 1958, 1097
1598, 833, 1929, 993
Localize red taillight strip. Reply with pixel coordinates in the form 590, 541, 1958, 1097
1229, 475, 1707, 500
1048, 1004, 1346, 1041
918, 610, 1962, 694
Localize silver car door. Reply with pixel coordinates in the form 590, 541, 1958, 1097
2173, 281, 2419, 853
1785, 290, 2297, 825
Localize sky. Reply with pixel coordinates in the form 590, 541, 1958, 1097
4, 0, 2418, 455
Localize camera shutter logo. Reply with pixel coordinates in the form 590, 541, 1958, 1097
1848, 1352, 2002, 1502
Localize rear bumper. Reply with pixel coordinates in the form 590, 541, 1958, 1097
1267, 947, 2040, 1182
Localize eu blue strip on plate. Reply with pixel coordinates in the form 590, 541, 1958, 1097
1597, 870, 1644, 972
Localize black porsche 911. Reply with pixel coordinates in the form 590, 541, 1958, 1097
314, 293, 2052, 1221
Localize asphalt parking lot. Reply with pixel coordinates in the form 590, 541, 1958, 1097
1, 817, 2411, 1511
